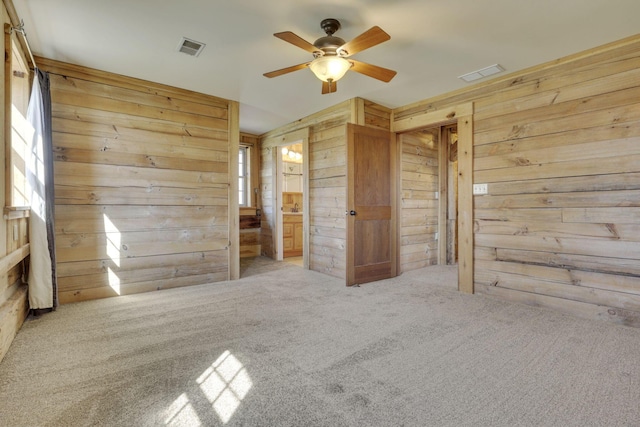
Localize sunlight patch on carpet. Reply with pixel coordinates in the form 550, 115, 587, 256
164, 393, 202, 426
197, 350, 253, 424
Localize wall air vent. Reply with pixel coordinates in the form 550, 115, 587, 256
177, 37, 206, 57
458, 64, 504, 83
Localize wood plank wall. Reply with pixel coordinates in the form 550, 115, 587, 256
392, 34, 640, 325
364, 100, 392, 130
36, 57, 235, 303
308, 107, 350, 278
0, 216, 29, 362
260, 101, 352, 279
399, 130, 439, 272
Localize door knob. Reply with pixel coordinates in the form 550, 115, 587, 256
350, 210, 357, 216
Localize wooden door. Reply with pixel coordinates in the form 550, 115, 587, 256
347, 123, 397, 286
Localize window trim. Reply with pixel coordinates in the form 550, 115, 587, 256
238, 145, 250, 207
4, 25, 32, 209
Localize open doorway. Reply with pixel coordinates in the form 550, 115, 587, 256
279, 143, 304, 266
442, 125, 458, 265
272, 133, 309, 268
394, 103, 473, 293
398, 124, 458, 271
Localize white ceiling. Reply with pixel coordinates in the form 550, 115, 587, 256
12, 0, 640, 135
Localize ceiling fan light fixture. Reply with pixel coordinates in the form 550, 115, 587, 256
266, 19, 395, 94
309, 56, 351, 82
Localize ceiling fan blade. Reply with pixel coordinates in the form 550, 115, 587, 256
321, 81, 337, 94
263, 62, 310, 78
338, 26, 390, 57
274, 31, 319, 54
349, 59, 397, 82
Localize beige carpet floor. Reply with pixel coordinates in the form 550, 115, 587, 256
1, 257, 639, 426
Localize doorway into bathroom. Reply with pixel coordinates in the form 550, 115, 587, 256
280, 143, 304, 264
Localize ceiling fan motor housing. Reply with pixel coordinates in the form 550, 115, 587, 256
314, 18, 347, 57
313, 36, 346, 56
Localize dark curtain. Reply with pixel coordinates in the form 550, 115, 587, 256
39, 69, 57, 309
27, 68, 57, 310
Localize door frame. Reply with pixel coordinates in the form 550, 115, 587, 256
228, 102, 240, 280
272, 128, 310, 267
439, 124, 459, 265
392, 103, 474, 293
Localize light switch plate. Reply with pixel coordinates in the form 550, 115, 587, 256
473, 183, 488, 195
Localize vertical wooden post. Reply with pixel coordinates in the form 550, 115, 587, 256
228, 101, 240, 280
437, 127, 448, 265
274, 143, 282, 260
4, 24, 13, 208
301, 130, 310, 270
350, 97, 365, 125
457, 113, 474, 293
395, 131, 403, 274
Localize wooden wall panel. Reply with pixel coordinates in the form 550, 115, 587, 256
399, 131, 439, 272
37, 57, 234, 303
260, 101, 351, 279
364, 100, 392, 130
1, 215, 29, 340
392, 34, 640, 325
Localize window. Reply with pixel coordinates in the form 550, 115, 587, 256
238, 146, 250, 207
6, 38, 32, 208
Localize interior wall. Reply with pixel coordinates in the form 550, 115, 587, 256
392, 34, 640, 325
258, 98, 394, 279
260, 100, 352, 279
399, 130, 439, 272
37, 58, 235, 303
363, 99, 392, 130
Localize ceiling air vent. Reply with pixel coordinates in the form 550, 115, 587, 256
458, 64, 504, 83
177, 37, 206, 57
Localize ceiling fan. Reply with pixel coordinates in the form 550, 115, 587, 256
263, 18, 397, 94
